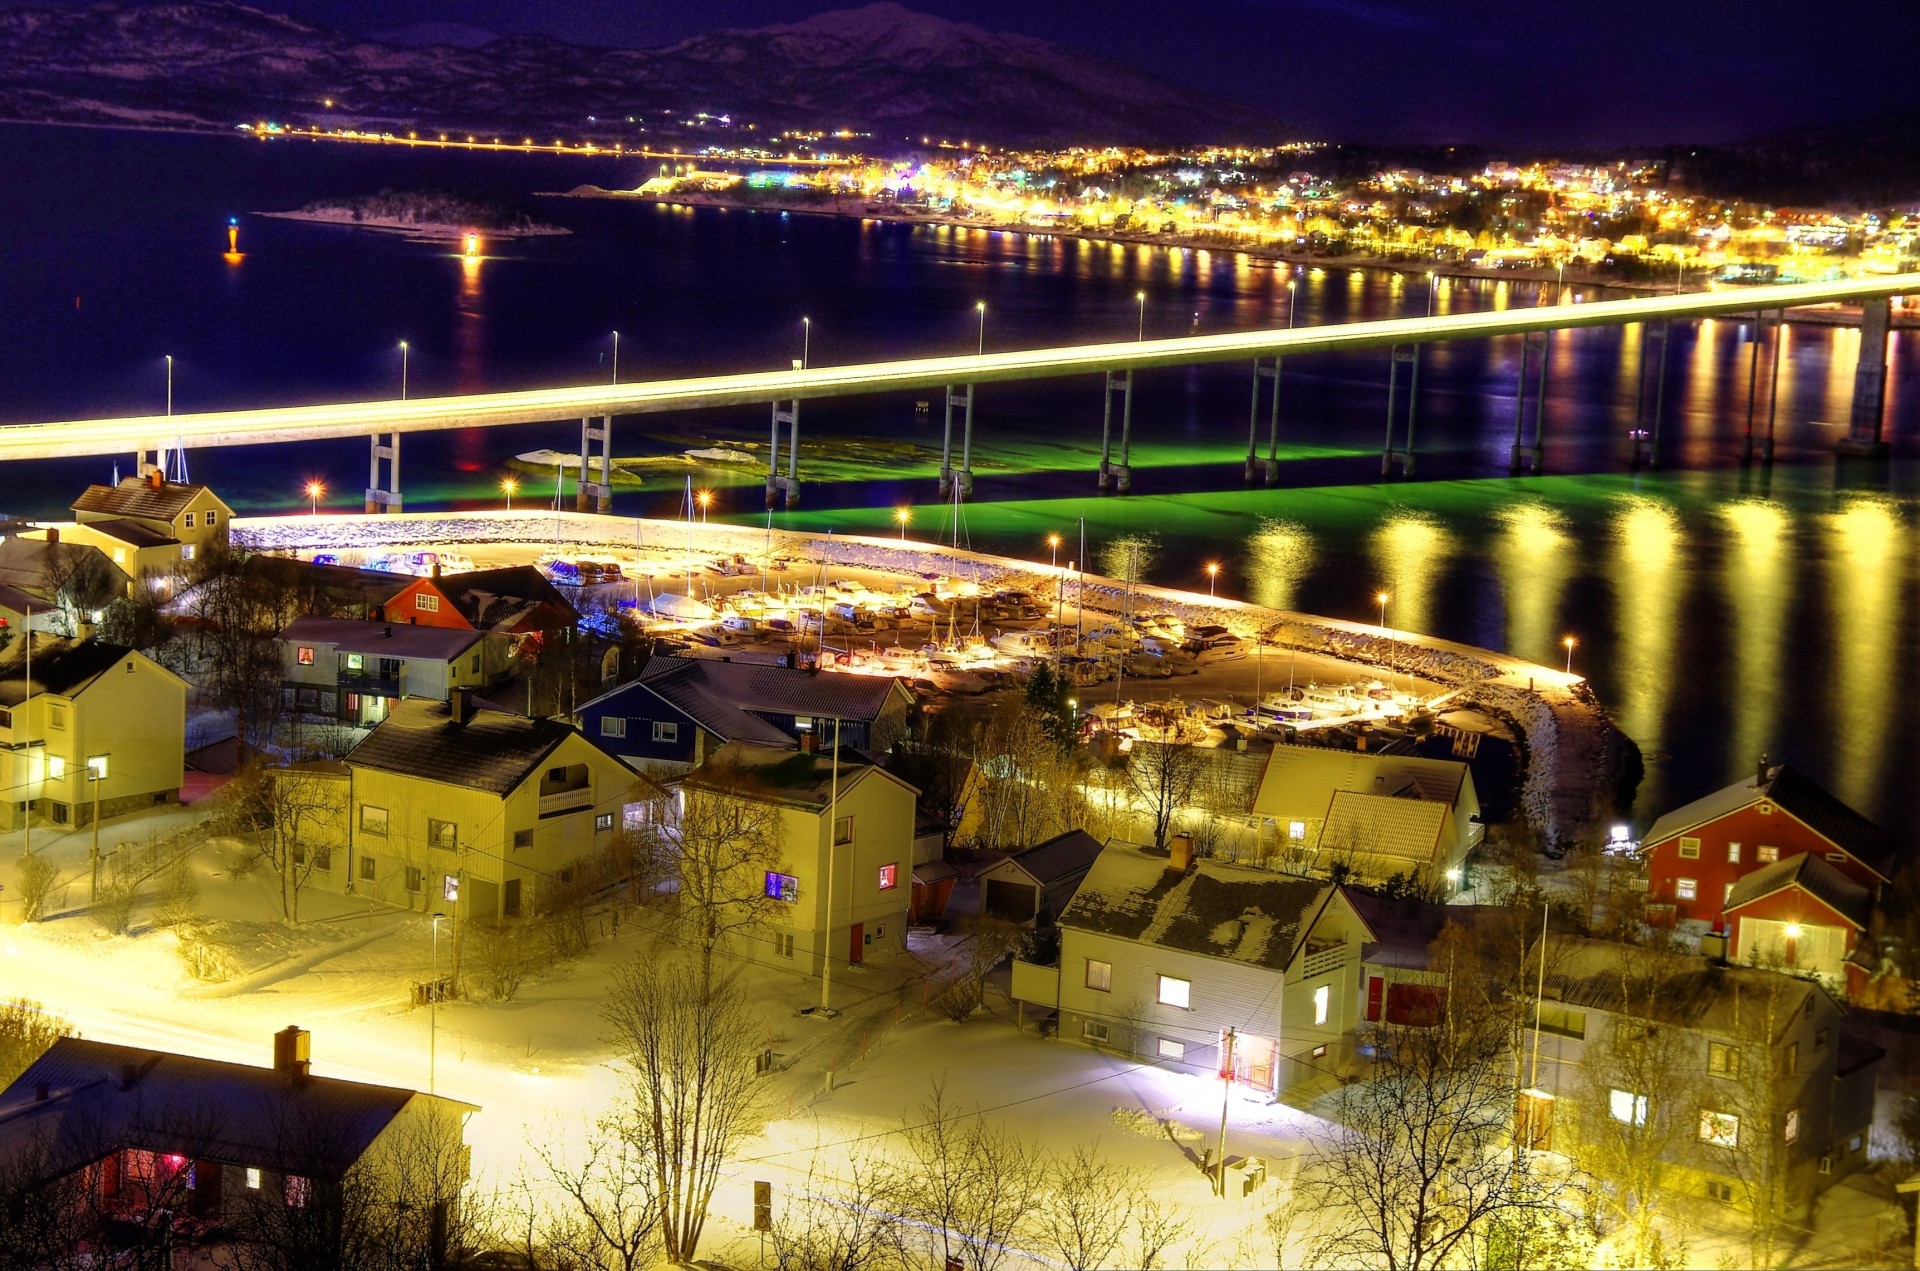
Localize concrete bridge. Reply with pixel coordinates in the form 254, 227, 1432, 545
1, 272, 1910, 510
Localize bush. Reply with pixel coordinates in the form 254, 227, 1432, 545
471, 921, 540, 1002
937, 978, 982, 1022
153, 859, 200, 929
17, 853, 58, 922
0, 999, 72, 1086
91, 876, 137, 936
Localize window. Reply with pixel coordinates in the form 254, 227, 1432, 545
1723, 882, 1735, 905
1727, 841, 1742, 863
1676, 878, 1698, 902
285, 1175, 310, 1208
1784, 1109, 1800, 1144
877, 863, 898, 891
113, 548, 126, 564
1157, 1037, 1185, 1060
1826, 851, 1846, 864
834, 816, 854, 845
595, 813, 614, 831
405, 866, 423, 894
297, 646, 315, 665
652, 721, 679, 743
1850, 1134, 1864, 1153
1313, 984, 1330, 1026
470, 655, 480, 674
245, 1167, 261, 1190
181, 544, 195, 561
765, 872, 799, 902
416, 594, 440, 612
85, 755, 108, 781
1157, 975, 1191, 1009
359, 856, 376, 882
427, 818, 457, 850
512, 829, 533, 850
48, 705, 65, 731
1083, 1020, 1110, 1044
184, 512, 196, 529
443, 874, 460, 903
205, 510, 217, 527
775, 932, 795, 958
1287, 819, 1307, 841
1085, 959, 1112, 992
1757, 845, 1779, 863
1609, 1089, 1649, 1126
1678, 836, 1700, 859
1537, 1005, 1587, 1040
601, 717, 627, 738
1699, 1110, 1740, 1148
1707, 1042, 1739, 1077
1706, 1180, 1734, 1203
346, 653, 364, 671
46, 756, 65, 780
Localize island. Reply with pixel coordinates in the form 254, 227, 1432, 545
258, 189, 570, 241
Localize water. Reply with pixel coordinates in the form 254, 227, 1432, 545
4, 124, 1919, 839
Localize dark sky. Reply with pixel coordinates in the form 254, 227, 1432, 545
249, 1, 1920, 148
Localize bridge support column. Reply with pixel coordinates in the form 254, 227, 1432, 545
1762, 310, 1783, 465
1246, 359, 1282, 484
946, 385, 974, 500
574, 415, 612, 513
1529, 329, 1549, 475
1381, 345, 1420, 478
1113, 370, 1135, 494
365, 432, 401, 514
1839, 296, 1892, 458
1381, 345, 1400, 477
1098, 370, 1132, 491
785, 393, 801, 509
135, 447, 167, 480
1508, 332, 1542, 475
767, 402, 785, 508
1646, 323, 1669, 471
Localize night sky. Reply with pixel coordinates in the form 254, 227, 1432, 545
240, 0, 1920, 149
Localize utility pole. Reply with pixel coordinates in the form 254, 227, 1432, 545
88, 758, 102, 902
19, 606, 29, 859
1214, 1026, 1236, 1196
819, 715, 843, 1015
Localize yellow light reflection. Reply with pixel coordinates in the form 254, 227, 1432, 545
1825, 499, 1898, 810
1491, 501, 1571, 664
1717, 500, 1788, 773
1371, 510, 1453, 637
1609, 497, 1683, 763
1246, 518, 1315, 612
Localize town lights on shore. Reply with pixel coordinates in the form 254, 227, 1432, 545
463, 232, 481, 257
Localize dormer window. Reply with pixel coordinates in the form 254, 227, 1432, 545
184, 513, 195, 529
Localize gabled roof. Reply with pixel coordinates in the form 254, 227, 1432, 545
0, 640, 159, 706
1545, 938, 1831, 1038
1644, 763, 1900, 880
346, 697, 631, 796
1253, 743, 1471, 819
78, 518, 178, 549
986, 829, 1104, 919
1344, 889, 1515, 970
278, 616, 485, 662
408, 567, 576, 630
634, 656, 908, 727
71, 477, 225, 524
1058, 841, 1329, 973
0, 536, 126, 594
1319, 789, 1448, 866
0, 1038, 468, 1185
1725, 852, 1871, 930
678, 741, 913, 810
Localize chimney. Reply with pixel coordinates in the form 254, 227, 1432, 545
1757, 753, 1769, 789
384, 624, 393, 638
120, 1063, 138, 1091
1169, 833, 1194, 874
431, 562, 442, 579
149, 469, 163, 491
449, 688, 473, 726
273, 1025, 311, 1085
34, 1081, 49, 1103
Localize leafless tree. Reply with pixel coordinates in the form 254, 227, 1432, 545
40, 542, 122, 638
1032, 1141, 1132, 1271
182, 543, 310, 751
1709, 969, 1809, 1270
972, 702, 1078, 851
889, 711, 982, 853
223, 764, 346, 923
601, 954, 765, 1262
526, 1118, 663, 1271
1126, 739, 1208, 850
895, 1080, 1042, 1271
667, 756, 786, 980
767, 1146, 906, 1271
15, 852, 58, 921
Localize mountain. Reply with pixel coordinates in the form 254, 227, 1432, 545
1671, 111, 1920, 208
0, 0, 1270, 147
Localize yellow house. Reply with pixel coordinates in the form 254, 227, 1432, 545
343, 692, 659, 923
24, 519, 181, 582
70, 474, 233, 564
0, 639, 187, 829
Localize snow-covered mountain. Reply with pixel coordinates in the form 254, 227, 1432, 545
0, 0, 1270, 146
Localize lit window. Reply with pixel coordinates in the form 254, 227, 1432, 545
1157, 975, 1190, 1009
601, 717, 626, 738
86, 755, 108, 781
1707, 1042, 1739, 1077
877, 863, 897, 891
297, 646, 314, 665
346, 653, 364, 671
652, 721, 678, 743
443, 874, 459, 903
1313, 984, 1330, 1026
245, 1167, 261, 1190
1727, 841, 1741, 864
181, 544, 195, 561
765, 872, 798, 902
416, 594, 440, 612
285, 1175, 311, 1208
1678, 836, 1700, 859
1083, 1020, 1110, 1044
1784, 1109, 1800, 1144
834, 816, 854, 845
1085, 959, 1111, 992
1287, 820, 1307, 841
1157, 1037, 1185, 1060
1609, 1089, 1649, 1126
1676, 878, 1697, 901
47, 756, 65, 780
595, 813, 613, 831
1699, 1110, 1740, 1148
1757, 845, 1779, 863
360, 805, 388, 836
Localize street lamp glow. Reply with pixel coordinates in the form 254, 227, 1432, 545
695, 489, 714, 523
1136, 290, 1147, 342
304, 480, 323, 515
894, 506, 911, 539
398, 340, 409, 402
1205, 561, 1220, 597
1375, 590, 1390, 634
500, 476, 518, 510
1046, 533, 1061, 569
1784, 922, 1803, 940
974, 302, 986, 356
1562, 634, 1577, 675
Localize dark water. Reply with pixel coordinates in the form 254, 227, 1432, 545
4, 124, 1919, 840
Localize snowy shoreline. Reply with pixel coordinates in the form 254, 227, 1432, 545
255, 209, 571, 240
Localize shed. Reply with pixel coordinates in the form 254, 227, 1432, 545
977, 829, 1104, 924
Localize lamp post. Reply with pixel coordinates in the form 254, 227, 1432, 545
1205, 562, 1220, 598
696, 489, 714, 524
1563, 634, 1577, 676
610, 330, 620, 385
895, 507, 910, 540
164, 355, 173, 418
974, 302, 985, 356
305, 481, 323, 515
1046, 533, 1061, 571
1136, 290, 1146, 342
399, 341, 409, 401
802, 316, 811, 370
1376, 590, 1391, 636
501, 477, 518, 511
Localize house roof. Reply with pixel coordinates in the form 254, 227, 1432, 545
71, 477, 224, 524
78, 518, 178, 549
985, 829, 1105, 919
678, 741, 910, 810
1253, 743, 1471, 819
0, 1038, 469, 1185
619, 656, 909, 735
278, 616, 485, 662
1724, 852, 1872, 930
0, 536, 126, 594
408, 567, 576, 630
1545, 938, 1830, 1038
1058, 841, 1329, 973
345, 696, 623, 796
1644, 763, 1900, 880
1344, 889, 1515, 970
1319, 789, 1449, 867
0, 640, 146, 706
0, 581, 42, 615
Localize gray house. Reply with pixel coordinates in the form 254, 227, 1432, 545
278, 616, 515, 727
977, 829, 1103, 923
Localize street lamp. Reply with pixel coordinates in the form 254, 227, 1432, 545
398, 340, 409, 401
1205, 562, 1220, 598
695, 489, 714, 523
801, 316, 811, 369
895, 506, 911, 540
975, 301, 986, 355
610, 330, 620, 385
1376, 590, 1390, 636
500, 476, 518, 511
1135, 290, 1146, 341
304, 481, 323, 515
1046, 533, 1061, 570
1563, 634, 1577, 675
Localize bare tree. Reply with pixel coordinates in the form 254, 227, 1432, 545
1033, 1141, 1133, 1271
896, 1080, 1042, 1271
667, 756, 786, 980
527, 1118, 662, 1271
890, 711, 982, 853
40, 541, 122, 638
225, 764, 346, 923
767, 1147, 906, 1271
601, 954, 765, 1262
1710, 969, 1809, 1270
971, 702, 1079, 851
1126, 739, 1207, 850
15, 853, 58, 922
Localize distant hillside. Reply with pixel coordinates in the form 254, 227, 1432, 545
0, 0, 1272, 148
1674, 112, 1920, 208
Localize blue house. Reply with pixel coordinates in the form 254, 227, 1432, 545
573, 656, 916, 776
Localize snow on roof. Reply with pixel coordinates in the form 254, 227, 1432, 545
278, 615, 485, 662
1724, 852, 1871, 929
1252, 742, 1469, 820
1319, 789, 1448, 866
1644, 763, 1900, 880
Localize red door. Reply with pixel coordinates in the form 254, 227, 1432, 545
848, 923, 864, 966
1366, 975, 1384, 1022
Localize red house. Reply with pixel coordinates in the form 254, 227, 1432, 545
1642, 761, 1898, 943
1722, 852, 1871, 989
383, 566, 576, 636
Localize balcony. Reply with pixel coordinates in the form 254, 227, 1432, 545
335, 672, 402, 697
538, 788, 593, 819
1300, 942, 1351, 979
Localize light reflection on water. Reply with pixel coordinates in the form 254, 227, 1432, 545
1491, 501, 1572, 667
1608, 497, 1684, 766
1371, 510, 1454, 639
1823, 499, 1899, 812
1246, 517, 1315, 613
1716, 500, 1789, 775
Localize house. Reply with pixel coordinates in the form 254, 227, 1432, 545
678, 741, 917, 975
1249, 743, 1482, 889
1641, 761, 1900, 933
278, 617, 519, 728
574, 656, 916, 776
382, 566, 577, 636
0, 582, 68, 640
23, 518, 181, 581
70, 473, 232, 561
0, 536, 131, 635
978, 829, 1104, 923
0, 1029, 475, 1256
1020, 837, 1373, 1099
343, 692, 657, 922
0, 640, 187, 830
1526, 940, 1882, 1222
1722, 853, 1870, 990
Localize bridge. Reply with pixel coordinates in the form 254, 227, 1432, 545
2, 272, 1910, 510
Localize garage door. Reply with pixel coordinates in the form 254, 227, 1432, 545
983, 878, 1037, 922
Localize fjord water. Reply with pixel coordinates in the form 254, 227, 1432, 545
4, 124, 1919, 838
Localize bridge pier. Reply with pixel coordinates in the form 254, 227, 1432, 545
1762, 310, 1783, 465
573, 415, 612, 513
938, 385, 975, 500
1509, 331, 1544, 475
1114, 369, 1135, 494
1245, 358, 1283, 484
365, 432, 401, 514
1839, 296, 1892, 458
768, 399, 800, 508
784, 387, 801, 509
1097, 370, 1133, 492
1646, 323, 1670, 471
1380, 345, 1420, 477
1529, 329, 1549, 475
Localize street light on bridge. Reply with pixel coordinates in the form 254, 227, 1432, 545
974, 302, 986, 356
1136, 290, 1147, 342
398, 340, 409, 401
